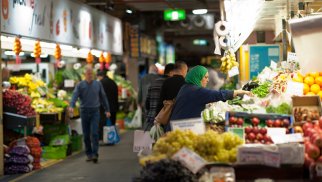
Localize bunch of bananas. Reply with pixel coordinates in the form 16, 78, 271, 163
86, 51, 94, 64
10, 74, 46, 94
99, 52, 105, 64
220, 51, 239, 73
13, 37, 22, 56
32, 98, 64, 113
105, 52, 112, 64
33, 41, 41, 58
54, 44, 61, 61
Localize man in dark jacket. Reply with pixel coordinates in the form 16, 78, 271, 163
97, 70, 119, 140
144, 63, 175, 130
157, 61, 188, 114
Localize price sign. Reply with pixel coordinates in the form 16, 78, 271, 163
263, 150, 281, 168
64, 80, 75, 88
228, 66, 239, 77
285, 133, 304, 143
172, 147, 207, 174
287, 52, 298, 62
270, 60, 277, 70
171, 118, 205, 135
268, 128, 287, 144
286, 81, 304, 96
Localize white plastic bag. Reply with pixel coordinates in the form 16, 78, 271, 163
133, 130, 153, 153
149, 123, 164, 142
128, 107, 142, 128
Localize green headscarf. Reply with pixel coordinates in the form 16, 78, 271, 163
185, 65, 208, 87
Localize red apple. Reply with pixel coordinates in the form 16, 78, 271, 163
266, 120, 274, 127
283, 118, 290, 127
304, 128, 315, 137
303, 122, 314, 132
237, 118, 244, 126
306, 142, 320, 160
316, 156, 322, 163
274, 119, 281, 127
285, 128, 290, 134
229, 117, 237, 125
294, 126, 303, 133
259, 128, 267, 135
253, 139, 260, 144
256, 133, 264, 141
311, 134, 322, 148
245, 126, 252, 134
252, 117, 260, 126
253, 127, 259, 135
245, 139, 251, 144
304, 153, 315, 168
248, 133, 256, 141
263, 134, 270, 142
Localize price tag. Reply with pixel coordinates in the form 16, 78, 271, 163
286, 81, 304, 96
287, 52, 298, 62
263, 150, 281, 168
64, 80, 75, 88
171, 118, 205, 135
268, 128, 287, 144
228, 66, 239, 77
172, 147, 207, 174
270, 60, 277, 70
285, 133, 304, 143
16, 138, 26, 146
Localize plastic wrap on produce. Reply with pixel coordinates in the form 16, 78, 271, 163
289, 15, 322, 75
277, 143, 304, 165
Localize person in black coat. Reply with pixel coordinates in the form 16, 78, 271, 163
97, 70, 119, 140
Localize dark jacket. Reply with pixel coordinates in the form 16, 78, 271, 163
100, 76, 119, 113
157, 75, 186, 114
166, 84, 234, 131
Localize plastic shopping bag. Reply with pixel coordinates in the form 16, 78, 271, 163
133, 130, 153, 153
128, 107, 142, 128
149, 123, 164, 142
103, 119, 120, 144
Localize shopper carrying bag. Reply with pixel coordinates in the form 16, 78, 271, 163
103, 119, 120, 144
154, 99, 175, 125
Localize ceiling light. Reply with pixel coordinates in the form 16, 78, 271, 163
126, 9, 133, 14
4, 51, 25, 56
192, 9, 208, 15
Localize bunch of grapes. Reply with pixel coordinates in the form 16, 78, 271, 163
139, 154, 167, 166
194, 130, 223, 161
137, 159, 198, 182
221, 132, 243, 150
153, 130, 197, 157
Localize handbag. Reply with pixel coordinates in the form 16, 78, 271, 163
103, 119, 120, 144
154, 99, 175, 125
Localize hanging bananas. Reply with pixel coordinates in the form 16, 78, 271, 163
54, 44, 61, 61
86, 51, 94, 64
33, 41, 41, 58
13, 37, 22, 56
220, 50, 239, 73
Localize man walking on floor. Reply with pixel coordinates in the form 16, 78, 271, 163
69, 66, 111, 163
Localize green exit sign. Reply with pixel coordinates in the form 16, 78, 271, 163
164, 9, 186, 21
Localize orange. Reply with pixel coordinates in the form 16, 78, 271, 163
304, 76, 315, 86
316, 76, 322, 86
293, 75, 303, 83
318, 91, 322, 99
306, 92, 316, 96
319, 72, 322, 76
310, 72, 320, 78
303, 83, 310, 94
310, 84, 321, 94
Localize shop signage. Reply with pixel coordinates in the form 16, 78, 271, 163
170, 118, 205, 135
1, 0, 123, 55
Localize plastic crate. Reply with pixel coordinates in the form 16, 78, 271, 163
42, 145, 67, 159
225, 111, 294, 133
3, 112, 36, 130
71, 135, 83, 152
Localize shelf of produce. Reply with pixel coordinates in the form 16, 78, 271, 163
3, 112, 36, 130
234, 164, 305, 180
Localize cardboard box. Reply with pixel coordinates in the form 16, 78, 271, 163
292, 96, 322, 124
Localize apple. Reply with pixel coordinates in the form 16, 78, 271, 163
273, 119, 281, 127
306, 142, 320, 160
304, 128, 315, 137
266, 120, 274, 127
245, 139, 251, 144
253, 127, 259, 135
248, 133, 256, 141
252, 117, 260, 126
237, 118, 244, 126
303, 122, 314, 132
294, 126, 303, 133
259, 128, 267, 135
253, 139, 260, 144
245, 126, 252, 134
263, 134, 270, 142
304, 153, 315, 168
283, 119, 290, 127
285, 128, 290, 134
229, 117, 237, 125
256, 133, 264, 141
311, 134, 322, 148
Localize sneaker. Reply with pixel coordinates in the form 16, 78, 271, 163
93, 156, 98, 163
86, 156, 93, 162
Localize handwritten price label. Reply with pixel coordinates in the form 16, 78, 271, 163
172, 147, 207, 174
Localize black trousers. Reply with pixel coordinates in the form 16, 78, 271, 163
99, 110, 117, 140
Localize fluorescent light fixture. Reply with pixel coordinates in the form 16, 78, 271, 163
40, 41, 56, 49
4, 51, 25, 56
31, 53, 48, 58
192, 9, 208, 15
193, 39, 208, 46
126, 9, 132, 14
91, 49, 102, 57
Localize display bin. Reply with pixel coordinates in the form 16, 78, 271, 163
42, 145, 68, 159
71, 135, 83, 152
3, 112, 36, 130
40, 113, 60, 124
225, 111, 294, 133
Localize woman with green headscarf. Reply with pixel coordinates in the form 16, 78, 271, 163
166, 65, 250, 132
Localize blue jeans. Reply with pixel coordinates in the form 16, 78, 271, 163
80, 108, 100, 158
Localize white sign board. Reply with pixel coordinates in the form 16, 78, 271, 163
287, 52, 298, 62
0, 0, 122, 55
170, 118, 206, 135
64, 80, 75, 88
285, 81, 304, 96
172, 147, 207, 174
228, 66, 239, 77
